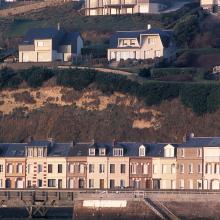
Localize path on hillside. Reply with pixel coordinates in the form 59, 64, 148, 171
0, 0, 64, 17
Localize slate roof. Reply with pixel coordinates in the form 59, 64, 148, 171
179, 137, 220, 148
67, 141, 176, 157
22, 27, 81, 51
109, 28, 174, 49
27, 140, 51, 148
0, 143, 26, 157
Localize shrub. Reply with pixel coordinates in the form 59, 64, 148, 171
138, 68, 151, 78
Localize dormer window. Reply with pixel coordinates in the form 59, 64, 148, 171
164, 144, 174, 157
99, 148, 106, 156
139, 145, 146, 157
113, 148, 123, 156
89, 148, 95, 156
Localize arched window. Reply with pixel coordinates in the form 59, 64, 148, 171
139, 145, 146, 157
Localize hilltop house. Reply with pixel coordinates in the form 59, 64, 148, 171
85, 0, 162, 16
201, 0, 220, 13
107, 26, 176, 62
19, 27, 83, 63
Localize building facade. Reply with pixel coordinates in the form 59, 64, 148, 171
0, 135, 220, 190
107, 27, 176, 62
85, 0, 162, 16
201, 0, 220, 13
19, 27, 83, 63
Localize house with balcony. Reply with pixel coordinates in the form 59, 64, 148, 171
201, 0, 220, 13
107, 26, 176, 62
85, 0, 162, 16
19, 27, 83, 63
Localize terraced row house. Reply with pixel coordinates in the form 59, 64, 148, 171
201, 0, 220, 13
0, 134, 219, 190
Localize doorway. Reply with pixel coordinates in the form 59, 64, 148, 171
100, 179, 104, 189
58, 179, 62, 189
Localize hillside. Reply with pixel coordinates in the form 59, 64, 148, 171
1, 67, 220, 143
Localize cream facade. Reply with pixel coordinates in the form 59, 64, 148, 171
203, 147, 220, 190
0, 158, 5, 188
85, 0, 161, 16
46, 157, 67, 189
152, 144, 176, 189
201, 0, 220, 13
19, 27, 83, 63
108, 28, 176, 62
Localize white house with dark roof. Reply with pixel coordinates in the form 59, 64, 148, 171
19, 27, 83, 63
107, 26, 176, 62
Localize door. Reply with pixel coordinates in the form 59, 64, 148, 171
100, 179, 104, 189
153, 179, 160, 189
58, 179, 62, 189
145, 179, 151, 189
6, 179, 11, 188
16, 178, 24, 189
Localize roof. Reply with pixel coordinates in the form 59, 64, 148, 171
27, 140, 51, 148
21, 27, 81, 51
67, 141, 177, 157
180, 137, 220, 148
0, 143, 26, 157
23, 27, 62, 44
109, 28, 174, 49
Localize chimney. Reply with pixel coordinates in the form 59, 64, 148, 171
91, 139, 95, 145
28, 136, 33, 143
57, 23, 60, 31
47, 137, 55, 147
112, 138, 116, 147
147, 24, 151, 30
70, 140, 76, 147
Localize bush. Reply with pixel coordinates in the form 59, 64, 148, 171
20, 67, 54, 88
138, 68, 151, 78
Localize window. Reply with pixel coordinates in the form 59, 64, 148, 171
48, 179, 56, 187
110, 179, 115, 188
48, 164, 53, 173
180, 164, 184, 173
58, 164, 62, 173
7, 163, 13, 173
17, 163, 23, 173
130, 164, 136, 174
120, 179, 125, 188
147, 38, 155, 44
28, 149, 33, 157
89, 148, 95, 156
162, 164, 167, 174
89, 179, 94, 188
99, 148, 106, 156
197, 148, 202, 157
214, 164, 219, 174
180, 149, 184, 157
89, 164, 94, 173
139, 145, 145, 157
121, 164, 126, 173
110, 164, 115, 173
79, 164, 84, 174
180, 179, 184, 189
131, 39, 136, 45
27, 180, 31, 188
153, 164, 158, 174
198, 164, 202, 173
38, 164, 42, 173
69, 164, 74, 173
37, 41, 44, 47
38, 148, 43, 157
113, 148, 123, 156
155, 50, 161, 57
143, 164, 148, 174
99, 164, 105, 173
205, 163, 211, 174
38, 179, 42, 188
189, 164, 193, 174
0, 179, 2, 188
27, 164, 31, 174
171, 164, 176, 174
189, 179, 193, 189
0, 165, 3, 172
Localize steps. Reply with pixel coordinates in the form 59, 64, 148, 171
143, 198, 180, 220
